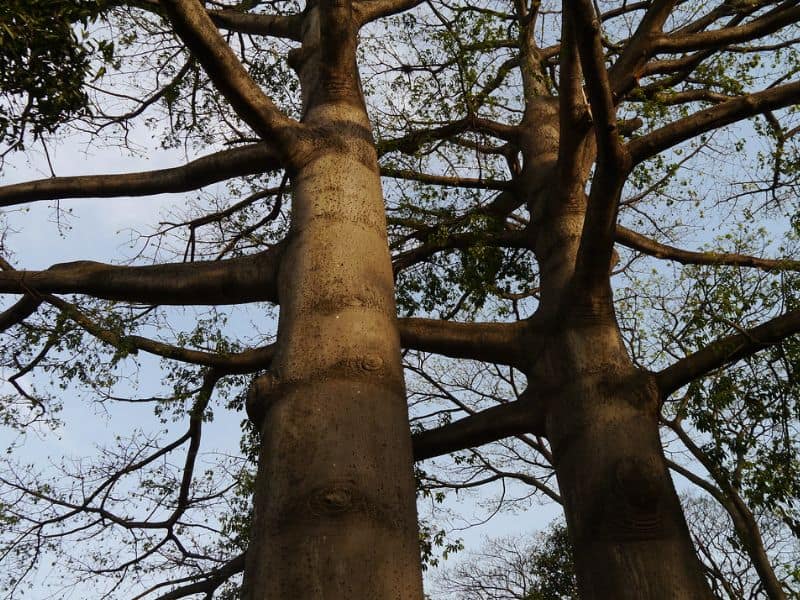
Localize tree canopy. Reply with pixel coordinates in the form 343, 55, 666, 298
0, 0, 799, 598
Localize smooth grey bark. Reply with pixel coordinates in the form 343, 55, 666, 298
242, 128, 423, 600
240, 5, 424, 597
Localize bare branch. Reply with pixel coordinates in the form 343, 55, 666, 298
0, 245, 283, 305
413, 398, 541, 461
150, 553, 245, 599
392, 229, 529, 273
378, 117, 518, 156
568, 0, 632, 291
354, 0, 425, 25
0, 296, 42, 332
398, 318, 525, 366
556, 11, 592, 193
52, 295, 275, 372
381, 167, 511, 190
122, 0, 301, 38
0, 143, 278, 207
628, 81, 800, 165
208, 9, 302, 40
608, 0, 678, 96
616, 225, 800, 272
656, 3, 800, 53
159, 0, 302, 160
657, 309, 800, 396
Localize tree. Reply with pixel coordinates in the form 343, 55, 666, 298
0, 0, 798, 598
435, 521, 578, 600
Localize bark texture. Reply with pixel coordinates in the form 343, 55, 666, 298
516, 90, 714, 597
240, 8, 423, 598
242, 135, 422, 600
540, 326, 712, 599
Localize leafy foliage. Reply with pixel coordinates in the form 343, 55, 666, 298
0, 0, 114, 148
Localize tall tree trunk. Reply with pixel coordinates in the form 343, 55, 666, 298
242, 133, 423, 598
521, 107, 715, 593
540, 319, 714, 599
241, 7, 424, 591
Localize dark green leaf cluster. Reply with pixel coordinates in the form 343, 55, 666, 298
523, 523, 578, 600
0, 0, 112, 147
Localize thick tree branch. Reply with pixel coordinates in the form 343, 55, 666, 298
0, 144, 277, 207
378, 117, 518, 156
616, 225, 800, 271
398, 318, 524, 366
656, 3, 800, 53
316, 0, 363, 108
568, 0, 632, 290
381, 167, 511, 190
412, 398, 540, 461
557, 13, 591, 194
609, 0, 678, 97
0, 246, 283, 305
628, 81, 800, 165
656, 309, 800, 396
123, 0, 301, 39
392, 229, 529, 273
208, 9, 302, 40
51, 295, 276, 372
569, 0, 624, 161
0, 296, 42, 332
0, 258, 272, 371
354, 0, 425, 25
159, 0, 302, 161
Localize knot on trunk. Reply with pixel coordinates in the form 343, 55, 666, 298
311, 483, 356, 515
359, 354, 383, 371
246, 372, 280, 426
615, 456, 661, 509
608, 455, 668, 540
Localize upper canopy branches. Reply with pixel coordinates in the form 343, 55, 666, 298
0, 0, 797, 369
0, 0, 796, 295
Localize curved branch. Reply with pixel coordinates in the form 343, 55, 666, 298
398, 318, 524, 366
151, 553, 246, 600
354, 0, 425, 25
392, 229, 529, 273
656, 309, 800, 396
0, 296, 42, 332
49, 294, 276, 372
381, 167, 511, 190
160, 0, 302, 160
656, 4, 800, 53
616, 225, 800, 271
378, 117, 518, 156
628, 80, 800, 165
0, 143, 278, 207
122, 0, 301, 38
609, 0, 678, 96
0, 245, 283, 305
412, 398, 540, 461
208, 9, 302, 40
